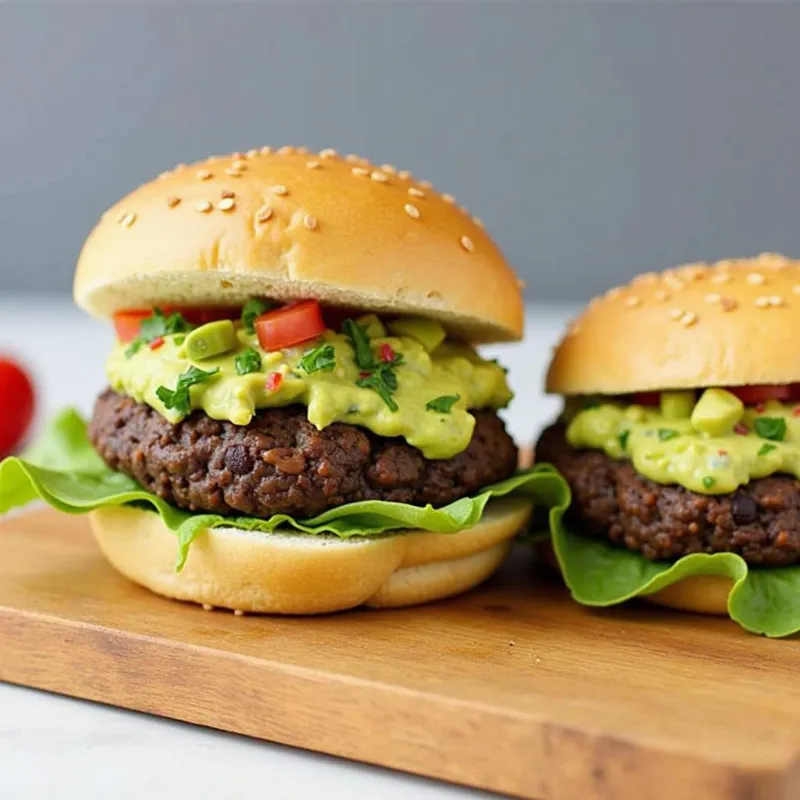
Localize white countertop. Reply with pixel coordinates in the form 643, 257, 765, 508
0, 297, 574, 800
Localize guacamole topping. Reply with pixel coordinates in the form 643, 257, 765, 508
106, 314, 511, 460
565, 389, 800, 494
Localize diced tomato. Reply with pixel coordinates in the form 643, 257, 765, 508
0, 359, 35, 457
631, 392, 661, 406
727, 385, 795, 405
112, 307, 239, 342
265, 372, 283, 393
149, 336, 165, 350
255, 300, 326, 351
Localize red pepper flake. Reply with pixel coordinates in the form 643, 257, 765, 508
380, 343, 396, 363
149, 336, 165, 350
734, 423, 749, 436
359, 371, 371, 379
794, 407, 800, 418
755, 402, 765, 414
718, 449, 728, 457
265, 372, 283, 393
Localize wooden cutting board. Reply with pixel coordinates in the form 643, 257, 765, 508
0, 508, 798, 800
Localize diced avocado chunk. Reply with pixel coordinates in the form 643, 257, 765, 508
691, 388, 744, 436
660, 391, 695, 420
387, 317, 446, 352
185, 320, 237, 361
354, 314, 387, 339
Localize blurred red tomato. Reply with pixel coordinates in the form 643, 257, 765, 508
0, 359, 35, 457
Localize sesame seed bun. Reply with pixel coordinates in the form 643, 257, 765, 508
74, 147, 523, 343
546, 253, 800, 395
88, 496, 532, 614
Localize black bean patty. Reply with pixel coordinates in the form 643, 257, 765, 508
89, 390, 518, 519
536, 424, 800, 567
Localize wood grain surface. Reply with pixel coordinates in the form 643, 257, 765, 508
0, 508, 798, 800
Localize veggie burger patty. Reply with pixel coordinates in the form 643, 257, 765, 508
90, 390, 519, 519
537, 424, 800, 567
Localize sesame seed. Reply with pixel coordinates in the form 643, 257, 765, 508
711, 273, 732, 284
157, 171, 172, 180
306, 161, 321, 169
754, 296, 770, 308
397, 170, 411, 180
297, 146, 309, 154
404, 203, 421, 219
747, 273, 766, 285
634, 272, 659, 285
166, 196, 181, 208
195, 200, 212, 213
720, 297, 738, 312
678, 265, 705, 281
370, 170, 389, 182
277, 146, 294, 155
442, 194, 456, 204
606, 287, 623, 299
380, 164, 396, 174
625, 295, 641, 307
473, 216, 484, 228
271, 184, 288, 196
408, 187, 426, 198
115, 210, 128, 223
220, 189, 235, 199
121, 211, 137, 227
669, 308, 684, 320
233, 609, 245, 617
232, 160, 247, 170
303, 214, 318, 230
202, 604, 213, 612
770, 295, 784, 307
319, 148, 338, 159
232, 152, 245, 160
345, 154, 359, 162
460, 235, 475, 253
704, 293, 721, 304
217, 197, 235, 211
225, 167, 243, 177
259, 146, 273, 155
653, 290, 670, 302
351, 167, 369, 178
196, 169, 212, 180
664, 276, 685, 291
245, 149, 258, 158
680, 311, 698, 327
255, 205, 273, 223
418, 180, 432, 189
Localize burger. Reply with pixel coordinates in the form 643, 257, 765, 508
537, 254, 800, 637
0, 145, 565, 614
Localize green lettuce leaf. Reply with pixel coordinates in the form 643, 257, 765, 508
0, 408, 568, 572
549, 481, 800, 638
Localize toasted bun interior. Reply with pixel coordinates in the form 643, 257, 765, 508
547, 253, 800, 395
74, 147, 523, 342
89, 497, 533, 614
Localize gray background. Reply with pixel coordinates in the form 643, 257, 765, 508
2, 1, 799, 301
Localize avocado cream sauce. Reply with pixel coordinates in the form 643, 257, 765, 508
566, 390, 800, 494
106, 318, 512, 460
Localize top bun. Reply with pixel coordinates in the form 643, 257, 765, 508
74, 146, 523, 343
547, 253, 800, 395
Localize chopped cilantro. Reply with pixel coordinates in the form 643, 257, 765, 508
125, 308, 193, 359
156, 366, 219, 416
754, 417, 787, 442
299, 344, 336, 374
343, 319, 374, 370
357, 368, 399, 412
241, 298, 268, 334
758, 443, 778, 456
618, 430, 630, 450
657, 428, 679, 441
702, 476, 716, 489
234, 348, 262, 375
426, 395, 460, 414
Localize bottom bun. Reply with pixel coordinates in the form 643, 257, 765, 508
537, 543, 732, 616
89, 497, 532, 614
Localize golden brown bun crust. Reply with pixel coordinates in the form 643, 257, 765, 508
74, 147, 523, 342
89, 497, 532, 614
547, 253, 800, 395
538, 543, 731, 616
